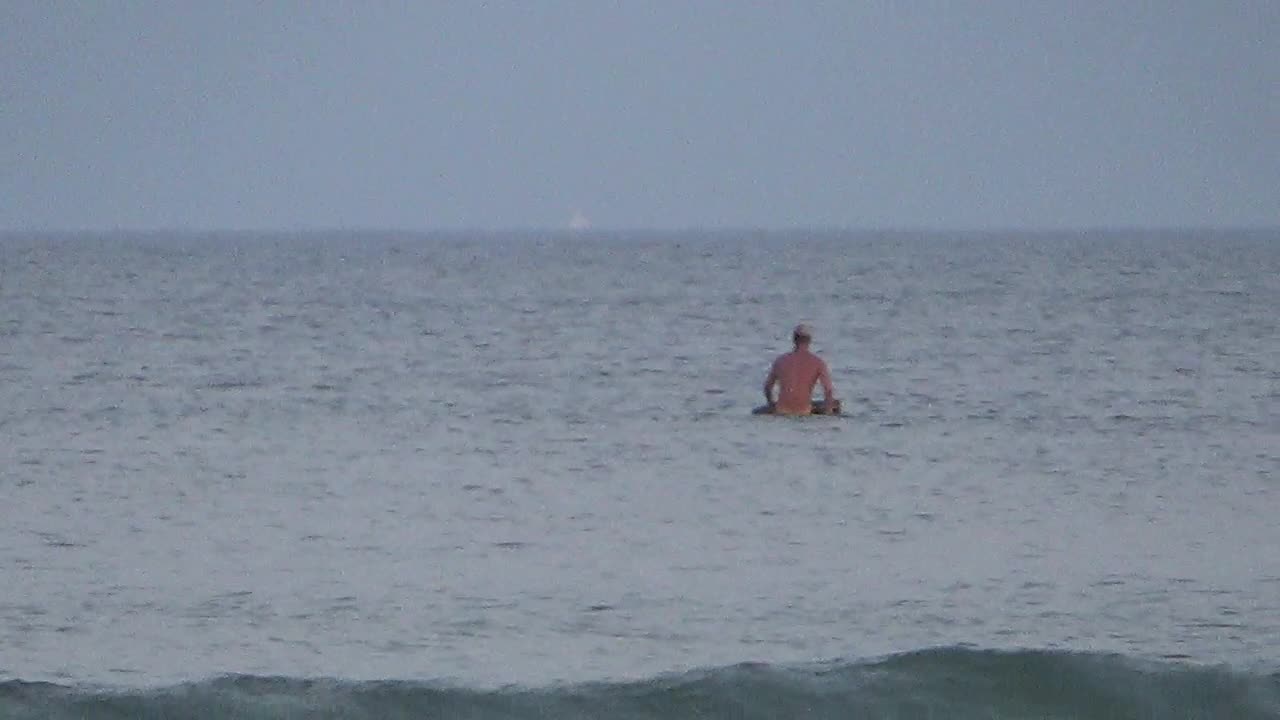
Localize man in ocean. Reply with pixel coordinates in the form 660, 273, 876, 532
762, 323, 837, 415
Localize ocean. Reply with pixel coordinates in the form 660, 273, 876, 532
1, 229, 1277, 719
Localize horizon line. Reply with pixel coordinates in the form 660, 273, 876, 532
3, 223, 1277, 237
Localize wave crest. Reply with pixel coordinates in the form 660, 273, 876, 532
3, 648, 1277, 720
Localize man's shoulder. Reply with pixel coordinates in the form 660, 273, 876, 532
800, 349, 831, 371
774, 349, 826, 368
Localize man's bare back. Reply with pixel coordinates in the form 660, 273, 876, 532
763, 324, 836, 415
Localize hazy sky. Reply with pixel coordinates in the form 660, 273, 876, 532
3, 1, 1276, 231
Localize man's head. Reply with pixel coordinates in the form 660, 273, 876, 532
792, 323, 813, 347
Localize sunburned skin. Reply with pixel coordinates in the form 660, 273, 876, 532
762, 325, 835, 415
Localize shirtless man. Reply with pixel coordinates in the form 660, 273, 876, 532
762, 324, 836, 415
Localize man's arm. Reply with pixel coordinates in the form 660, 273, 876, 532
817, 360, 835, 413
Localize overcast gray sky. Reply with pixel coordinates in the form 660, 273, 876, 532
2, 1, 1276, 231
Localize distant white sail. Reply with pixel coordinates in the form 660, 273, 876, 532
568, 210, 591, 231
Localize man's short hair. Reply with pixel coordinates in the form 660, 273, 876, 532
793, 323, 812, 343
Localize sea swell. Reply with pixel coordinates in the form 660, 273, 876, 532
2, 647, 1277, 720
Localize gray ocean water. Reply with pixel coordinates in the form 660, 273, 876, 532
2, 229, 1277, 694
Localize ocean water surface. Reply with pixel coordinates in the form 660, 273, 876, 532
1, 229, 1277, 718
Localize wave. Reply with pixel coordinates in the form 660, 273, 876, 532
2, 648, 1277, 720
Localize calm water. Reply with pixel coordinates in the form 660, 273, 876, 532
1, 229, 1277, 717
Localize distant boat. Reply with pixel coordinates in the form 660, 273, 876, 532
568, 210, 591, 231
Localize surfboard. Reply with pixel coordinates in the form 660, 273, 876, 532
752, 399, 841, 415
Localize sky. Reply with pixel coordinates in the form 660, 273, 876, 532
2, 1, 1277, 231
